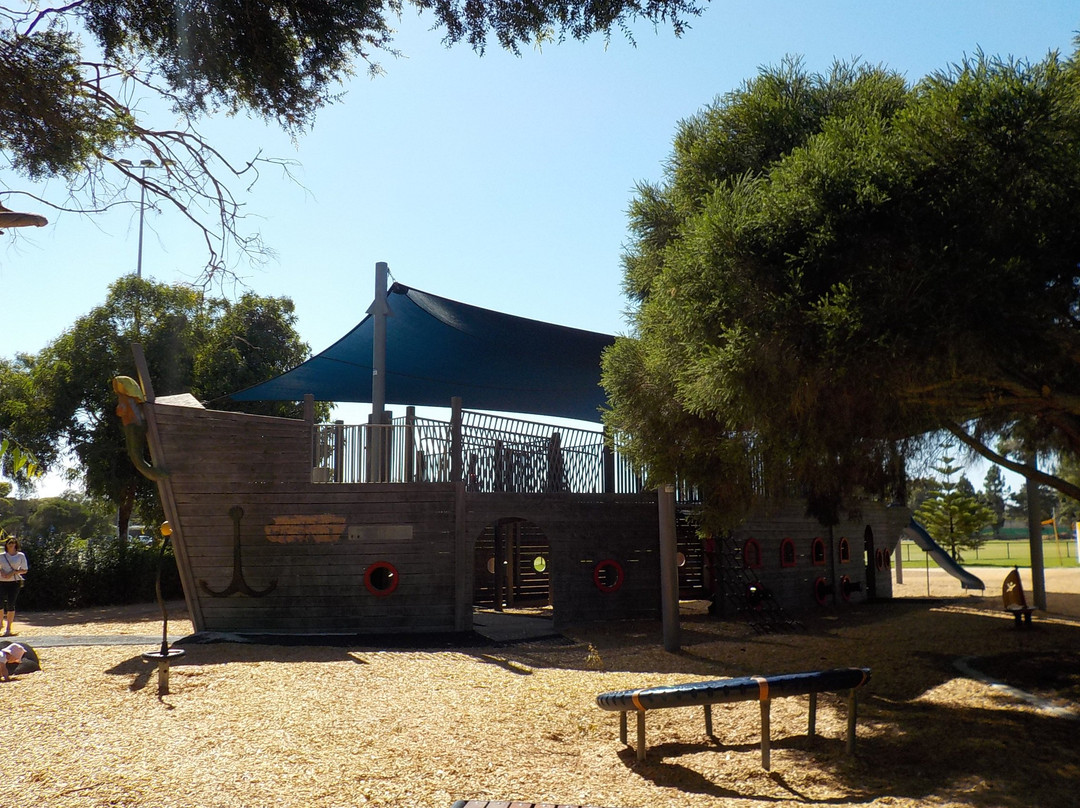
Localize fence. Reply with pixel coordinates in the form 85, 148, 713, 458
899, 537, 1078, 566
310, 409, 647, 494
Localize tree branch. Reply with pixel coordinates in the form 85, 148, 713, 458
943, 419, 1080, 501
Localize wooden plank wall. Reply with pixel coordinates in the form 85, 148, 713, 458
729, 499, 908, 610
465, 492, 661, 629
153, 403, 461, 634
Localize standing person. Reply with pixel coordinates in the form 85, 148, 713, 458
0, 536, 29, 636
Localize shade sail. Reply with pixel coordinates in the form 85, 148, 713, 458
228, 282, 616, 423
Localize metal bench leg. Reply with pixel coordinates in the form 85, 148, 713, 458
808, 691, 817, 738
703, 703, 713, 737
619, 711, 627, 745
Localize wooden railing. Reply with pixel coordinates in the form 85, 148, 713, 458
310, 408, 647, 494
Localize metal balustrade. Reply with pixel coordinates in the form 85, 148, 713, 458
310, 410, 647, 493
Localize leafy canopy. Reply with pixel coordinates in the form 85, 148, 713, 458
0, 276, 326, 539
603, 43, 1080, 527
2, 0, 702, 279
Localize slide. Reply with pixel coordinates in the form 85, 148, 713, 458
901, 519, 985, 591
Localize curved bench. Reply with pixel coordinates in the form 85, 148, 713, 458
596, 667, 870, 769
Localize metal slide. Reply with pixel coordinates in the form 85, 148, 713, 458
901, 519, 985, 590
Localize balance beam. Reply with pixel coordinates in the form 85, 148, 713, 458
596, 667, 870, 769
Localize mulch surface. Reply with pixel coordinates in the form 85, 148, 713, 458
4, 569, 1079, 808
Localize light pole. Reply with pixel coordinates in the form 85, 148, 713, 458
114, 158, 171, 278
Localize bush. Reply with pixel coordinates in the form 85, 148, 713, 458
14, 534, 183, 610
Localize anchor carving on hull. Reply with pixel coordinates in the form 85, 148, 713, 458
199, 506, 277, 598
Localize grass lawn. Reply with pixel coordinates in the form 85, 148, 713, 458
898, 537, 1079, 568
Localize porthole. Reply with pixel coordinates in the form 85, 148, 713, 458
813, 576, 830, 606
839, 537, 851, 564
780, 538, 796, 568
364, 561, 399, 596
875, 548, 885, 571
743, 538, 762, 569
840, 575, 854, 601
811, 537, 826, 566
533, 555, 548, 573
593, 559, 624, 593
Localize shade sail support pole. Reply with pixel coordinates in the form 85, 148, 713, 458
371, 262, 389, 422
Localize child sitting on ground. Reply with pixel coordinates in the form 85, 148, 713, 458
0, 642, 27, 681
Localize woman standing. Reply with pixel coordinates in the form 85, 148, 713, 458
0, 536, 28, 636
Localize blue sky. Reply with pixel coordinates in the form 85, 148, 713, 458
2, 1, 1078, 495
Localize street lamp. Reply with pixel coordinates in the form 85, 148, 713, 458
114, 157, 173, 278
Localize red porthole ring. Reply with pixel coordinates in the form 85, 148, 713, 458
813, 576, 830, 606
364, 561, 400, 596
884, 548, 892, 568
875, 548, 885, 571
780, 538, 796, 568
743, 538, 762, 569
840, 575, 853, 602
838, 537, 851, 564
593, 559, 625, 593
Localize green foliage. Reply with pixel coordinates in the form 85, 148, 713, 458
2, 1, 701, 277
15, 531, 182, 610
194, 293, 329, 419
914, 452, 996, 560
979, 465, 1008, 535
0, 277, 319, 538
0, 493, 177, 608
604, 43, 1080, 525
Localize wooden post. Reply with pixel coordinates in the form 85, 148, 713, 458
333, 420, 345, 483
636, 710, 647, 761
450, 397, 463, 485
130, 343, 203, 631
703, 704, 713, 736
368, 262, 390, 479
846, 690, 858, 755
451, 396, 469, 631
404, 406, 416, 482
494, 521, 505, 612
602, 426, 616, 494
658, 484, 681, 652
760, 698, 771, 770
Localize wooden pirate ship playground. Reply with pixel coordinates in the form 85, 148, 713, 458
123, 264, 918, 638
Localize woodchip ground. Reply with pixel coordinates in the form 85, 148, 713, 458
4, 566, 1079, 808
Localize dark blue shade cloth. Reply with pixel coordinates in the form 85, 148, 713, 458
229, 283, 616, 422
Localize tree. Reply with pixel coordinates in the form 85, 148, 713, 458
980, 465, 1008, 536
914, 451, 996, 561
602, 45, 1080, 527
1, 276, 324, 544
1, 0, 702, 281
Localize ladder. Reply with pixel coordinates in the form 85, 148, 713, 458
711, 533, 802, 634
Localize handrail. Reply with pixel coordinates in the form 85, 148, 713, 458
311, 411, 649, 493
